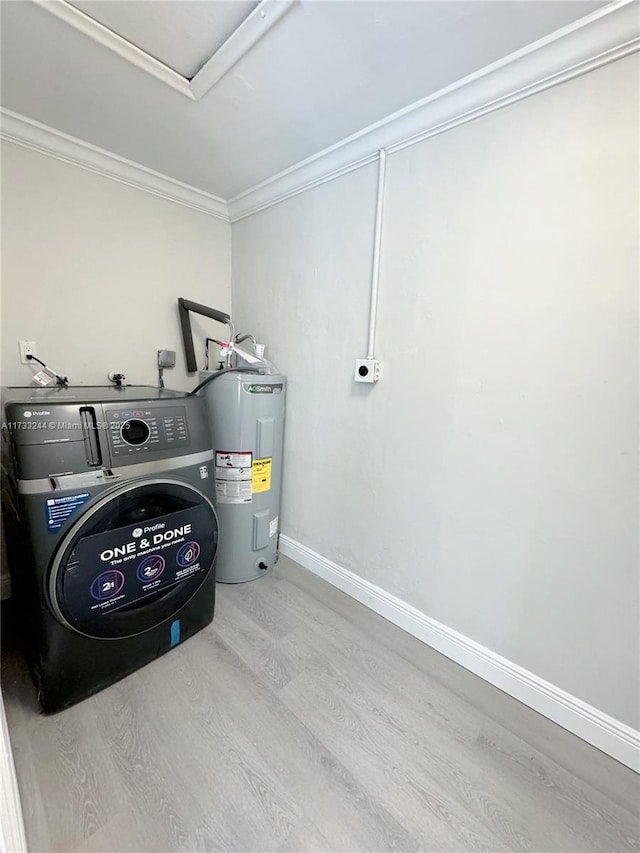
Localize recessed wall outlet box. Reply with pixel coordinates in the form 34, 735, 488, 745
354, 358, 380, 383
19, 340, 36, 364
157, 349, 176, 368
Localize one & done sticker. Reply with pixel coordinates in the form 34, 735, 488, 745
60, 505, 215, 622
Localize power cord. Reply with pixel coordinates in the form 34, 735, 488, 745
26, 354, 69, 387
189, 367, 262, 396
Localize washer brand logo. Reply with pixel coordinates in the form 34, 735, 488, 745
143, 522, 165, 533
132, 528, 143, 538
23, 411, 32, 417
24, 410, 50, 416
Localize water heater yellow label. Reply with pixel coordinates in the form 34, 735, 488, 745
252, 458, 272, 493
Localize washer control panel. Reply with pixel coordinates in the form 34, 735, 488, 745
106, 405, 190, 456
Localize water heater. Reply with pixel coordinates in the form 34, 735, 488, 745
178, 298, 286, 583
199, 370, 285, 582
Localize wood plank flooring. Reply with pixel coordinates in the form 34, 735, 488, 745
2, 556, 638, 852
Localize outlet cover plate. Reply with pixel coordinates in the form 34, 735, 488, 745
19, 340, 36, 365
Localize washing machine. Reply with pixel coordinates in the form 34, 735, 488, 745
1, 385, 218, 712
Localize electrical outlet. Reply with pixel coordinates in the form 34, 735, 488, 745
19, 340, 37, 365
354, 358, 380, 383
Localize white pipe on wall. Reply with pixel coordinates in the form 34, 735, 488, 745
367, 148, 387, 359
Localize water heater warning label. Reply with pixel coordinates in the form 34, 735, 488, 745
215, 450, 253, 504
216, 452, 252, 469
252, 458, 272, 493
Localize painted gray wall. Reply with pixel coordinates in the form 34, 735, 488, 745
0, 142, 231, 390
232, 55, 639, 728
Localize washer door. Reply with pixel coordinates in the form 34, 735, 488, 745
48, 478, 218, 639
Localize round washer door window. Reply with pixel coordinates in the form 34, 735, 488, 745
48, 478, 218, 639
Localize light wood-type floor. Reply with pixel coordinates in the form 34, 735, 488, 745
2, 556, 638, 853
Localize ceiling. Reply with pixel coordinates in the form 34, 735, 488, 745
1, 0, 607, 201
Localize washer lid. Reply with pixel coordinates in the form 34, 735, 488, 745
48, 478, 218, 639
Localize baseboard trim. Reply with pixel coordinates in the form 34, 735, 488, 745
0, 109, 230, 221
0, 694, 27, 853
279, 535, 640, 773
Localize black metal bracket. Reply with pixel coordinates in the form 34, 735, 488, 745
178, 298, 231, 373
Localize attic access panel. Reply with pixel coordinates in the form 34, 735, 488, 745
68, 0, 259, 78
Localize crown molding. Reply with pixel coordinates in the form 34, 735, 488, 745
3, 1, 637, 225
35, 0, 296, 103
0, 109, 230, 221
228, 0, 640, 223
